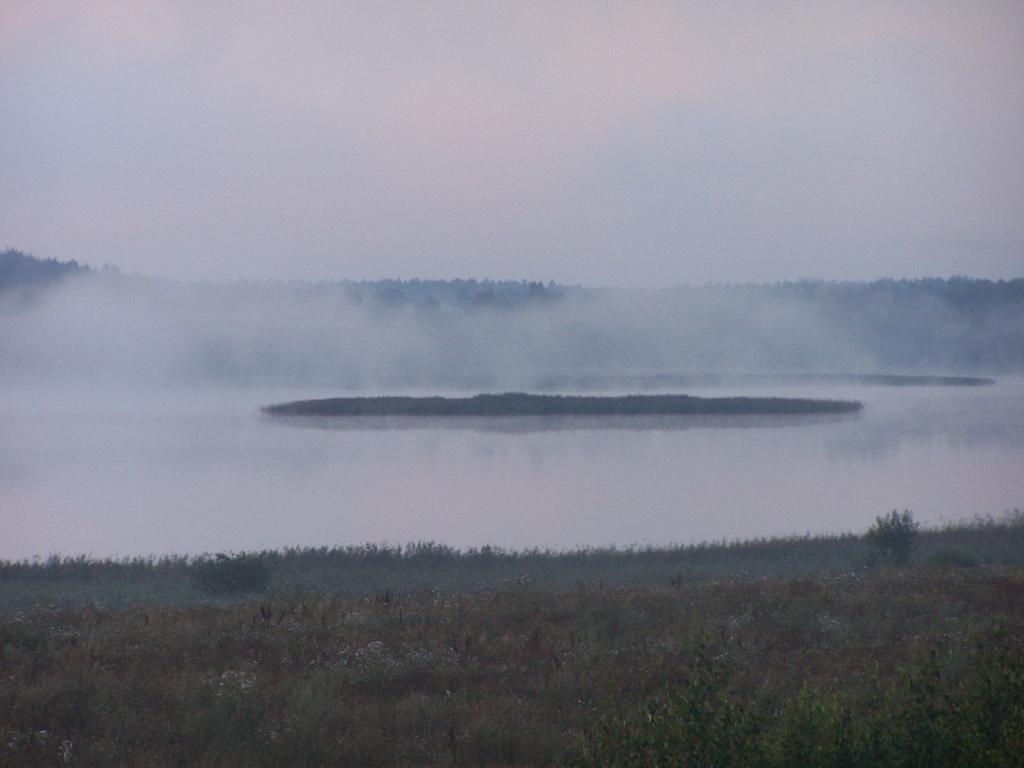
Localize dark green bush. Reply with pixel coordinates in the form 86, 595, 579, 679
572, 634, 1024, 768
574, 644, 766, 768
192, 553, 270, 595
867, 509, 919, 566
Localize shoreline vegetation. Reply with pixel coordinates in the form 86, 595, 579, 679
1, 514, 1022, 766
2, 512, 1020, 611
261, 392, 864, 418
533, 372, 996, 389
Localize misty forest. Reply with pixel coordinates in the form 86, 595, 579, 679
3, 2, 1024, 765
3, 248, 1023, 386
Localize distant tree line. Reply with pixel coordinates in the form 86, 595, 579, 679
349, 277, 566, 310
0, 249, 567, 309
0, 248, 89, 291
3, 249, 1024, 373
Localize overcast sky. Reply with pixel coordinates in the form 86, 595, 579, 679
1, 1, 1022, 285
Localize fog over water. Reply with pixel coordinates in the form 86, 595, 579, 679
2, 379, 1022, 559
6, 7, 1024, 763
4, 271, 1024, 389
3, 1, 1022, 564
1, 264, 1023, 559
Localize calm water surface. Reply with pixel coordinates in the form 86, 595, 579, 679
2, 381, 1023, 558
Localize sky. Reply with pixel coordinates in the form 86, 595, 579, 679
1, 1, 1022, 285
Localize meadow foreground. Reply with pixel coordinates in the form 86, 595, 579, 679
2, 518, 1022, 766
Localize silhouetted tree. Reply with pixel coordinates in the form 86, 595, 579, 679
867, 509, 919, 566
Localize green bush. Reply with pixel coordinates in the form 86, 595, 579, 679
572, 634, 1024, 768
867, 509, 919, 566
192, 553, 270, 595
574, 643, 765, 768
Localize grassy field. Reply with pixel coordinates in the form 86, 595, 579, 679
1, 515, 1022, 766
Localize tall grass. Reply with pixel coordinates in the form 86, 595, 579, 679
2, 569, 1022, 766
2, 512, 1021, 613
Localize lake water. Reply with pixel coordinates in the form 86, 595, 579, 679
2, 380, 1023, 559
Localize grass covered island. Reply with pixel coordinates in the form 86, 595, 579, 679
262, 392, 863, 417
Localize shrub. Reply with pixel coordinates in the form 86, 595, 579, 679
574, 643, 767, 767
192, 553, 270, 595
866, 509, 919, 566
572, 634, 1024, 768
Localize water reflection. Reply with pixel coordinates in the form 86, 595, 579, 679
263, 412, 862, 434
1, 380, 1022, 558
